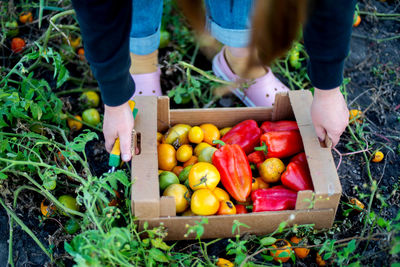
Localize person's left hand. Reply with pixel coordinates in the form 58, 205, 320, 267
311, 87, 349, 147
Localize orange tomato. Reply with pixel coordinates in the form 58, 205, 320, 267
172, 166, 184, 176
176, 144, 193, 162
290, 236, 310, 259
372, 151, 384, 163
316, 253, 326, 266
256, 177, 269, 189
188, 126, 204, 144
349, 109, 362, 124
11, 37, 26, 53
19, 11, 33, 23
251, 177, 259, 192
183, 155, 198, 167
158, 144, 177, 171
40, 200, 56, 217
200, 123, 220, 145
270, 239, 292, 263
349, 197, 365, 211
216, 258, 234, 267
217, 200, 236, 215
77, 47, 85, 61
213, 187, 230, 202
191, 188, 219, 215
258, 158, 285, 183
353, 14, 361, 27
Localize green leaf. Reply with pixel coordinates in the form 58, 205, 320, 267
260, 237, 276, 246
148, 248, 169, 263
278, 221, 287, 232
30, 103, 43, 120
391, 263, 400, 267
151, 238, 170, 251
346, 239, 357, 254
0, 172, 8, 179
56, 65, 69, 88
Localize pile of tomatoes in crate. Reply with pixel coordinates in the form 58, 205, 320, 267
157, 119, 314, 216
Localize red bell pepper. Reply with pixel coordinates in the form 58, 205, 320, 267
255, 131, 304, 158
260, 120, 299, 133
247, 151, 265, 165
212, 140, 252, 202
251, 186, 297, 212
235, 204, 248, 214
281, 152, 313, 192
221, 120, 261, 154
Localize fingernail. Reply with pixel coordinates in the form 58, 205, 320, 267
122, 154, 131, 162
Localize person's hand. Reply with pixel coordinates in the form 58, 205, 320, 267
103, 101, 134, 162
311, 87, 349, 147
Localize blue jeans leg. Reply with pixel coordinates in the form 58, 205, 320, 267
130, 0, 163, 55
204, 0, 254, 48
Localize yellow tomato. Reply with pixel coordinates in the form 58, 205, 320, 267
183, 155, 198, 168
191, 188, 219, 215
251, 177, 259, 192
163, 184, 190, 213
200, 123, 220, 145
213, 187, 230, 202
67, 115, 83, 131
258, 158, 285, 183
256, 177, 269, 189
182, 209, 197, 216
194, 142, 212, 156
176, 144, 193, 162
158, 144, 177, 171
219, 127, 232, 137
216, 258, 234, 267
162, 124, 191, 148
156, 132, 163, 142
188, 126, 204, 144
189, 162, 220, 191
372, 151, 384, 163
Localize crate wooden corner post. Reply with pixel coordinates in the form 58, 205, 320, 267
288, 90, 342, 229
131, 96, 161, 219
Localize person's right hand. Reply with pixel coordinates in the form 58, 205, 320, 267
103, 101, 134, 162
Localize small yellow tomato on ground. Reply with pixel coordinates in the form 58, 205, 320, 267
216, 258, 234, 267
349, 109, 363, 124
81, 91, 100, 107
188, 126, 204, 144
270, 239, 292, 263
163, 184, 190, 213
217, 200, 236, 215
189, 162, 220, 191
213, 187, 230, 202
258, 158, 285, 183
191, 188, 219, 215
40, 200, 56, 217
219, 127, 232, 137
82, 108, 100, 126
19, 11, 33, 23
316, 253, 327, 266
290, 236, 310, 259
349, 197, 365, 211
67, 115, 83, 131
176, 144, 193, 162
194, 142, 212, 156
68, 36, 81, 49
372, 151, 384, 163
200, 123, 220, 145
183, 155, 198, 168
158, 144, 177, 171
58, 195, 79, 216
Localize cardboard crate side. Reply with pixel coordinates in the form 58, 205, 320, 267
272, 92, 295, 121
160, 196, 176, 217
288, 90, 314, 126
169, 107, 273, 128
295, 190, 314, 210
131, 96, 160, 218
157, 96, 170, 132
140, 209, 334, 240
